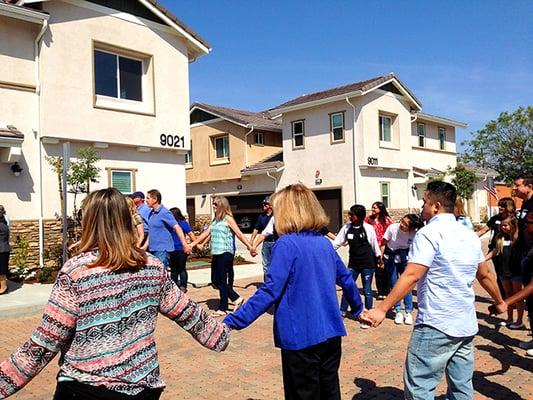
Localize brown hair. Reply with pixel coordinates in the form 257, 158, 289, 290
147, 189, 162, 204
78, 188, 147, 271
497, 197, 516, 217
454, 197, 468, 217
271, 183, 329, 235
212, 195, 232, 222
494, 215, 518, 256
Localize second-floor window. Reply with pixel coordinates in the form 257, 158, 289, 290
292, 120, 305, 149
417, 123, 426, 147
379, 115, 392, 142
438, 127, 446, 150
94, 49, 142, 101
185, 141, 193, 165
330, 112, 344, 142
255, 132, 264, 145
214, 135, 229, 159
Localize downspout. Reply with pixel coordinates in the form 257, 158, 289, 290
346, 97, 359, 204
407, 112, 418, 211
35, 18, 48, 269
266, 170, 278, 192
243, 125, 254, 168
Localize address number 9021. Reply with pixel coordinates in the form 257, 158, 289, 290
160, 134, 185, 148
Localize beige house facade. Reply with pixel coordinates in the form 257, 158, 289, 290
186, 102, 282, 229
0, 0, 209, 267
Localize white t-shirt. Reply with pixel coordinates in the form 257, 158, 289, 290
383, 223, 415, 251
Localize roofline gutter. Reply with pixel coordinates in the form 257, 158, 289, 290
0, 2, 49, 23
272, 90, 363, 115
241, 166, 285, 177
35, 17, 48, 269
417, 112, 468, 128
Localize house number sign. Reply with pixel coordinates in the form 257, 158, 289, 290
367, 157, 379, 166
160, 134, 186, 148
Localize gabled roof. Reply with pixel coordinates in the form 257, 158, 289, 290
241, 151, 284, 176
0, 124, 24, 140
270, 73, 422, 114
191, 102, 282, 132
8, 0, 209, 59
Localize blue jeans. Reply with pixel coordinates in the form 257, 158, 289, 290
340, 268, 373, 312
262, 241, 275, 277
385, 251, 413, 313
151, 251, 169, 268
404, 325, 474, 400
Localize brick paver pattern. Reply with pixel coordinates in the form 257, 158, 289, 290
1, 277, 532, 399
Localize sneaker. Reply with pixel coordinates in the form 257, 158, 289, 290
404, 312, 413, 325
360, 323, 370, 329
394, 312, 404, 325
527, 348, 533, 357
509, 322, 525, 330
519, 340, 533, 350
341, 311, 347, 318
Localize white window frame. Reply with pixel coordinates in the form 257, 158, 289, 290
379, 115, 392, 143
109, 169, 134, 194
185, 141, 193, 166
292, 120, 305, 149
417, 123, 426, 147
380, 182, 390, 209
214, 135, 230, 160
255, 132, 264, 145
438, 127, 446, 150
330, 112, 345, 143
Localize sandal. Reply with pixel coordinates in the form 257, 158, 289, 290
233, 297, 245, 311
210, 310, 228, 317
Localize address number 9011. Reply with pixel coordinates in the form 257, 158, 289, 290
160, 134, 185, 148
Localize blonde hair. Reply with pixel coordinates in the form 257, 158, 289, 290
454, 197, 468, 217
271, 183, 329, 235
78, 188, 147, 271
213, 195, 232, 222
494, 215, 518, 256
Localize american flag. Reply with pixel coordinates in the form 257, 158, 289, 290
483, 177, 498, 200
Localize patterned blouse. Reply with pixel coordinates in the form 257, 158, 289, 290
364, 215, 393, 245
0, 252, 230, 398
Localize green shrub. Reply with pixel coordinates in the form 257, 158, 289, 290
38, 266, 54, 283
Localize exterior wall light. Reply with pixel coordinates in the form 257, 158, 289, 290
11, 162, 23, 177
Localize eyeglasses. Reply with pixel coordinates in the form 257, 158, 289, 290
212, 203, 218, 207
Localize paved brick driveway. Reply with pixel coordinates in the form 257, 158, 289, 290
1, 277, 532, 399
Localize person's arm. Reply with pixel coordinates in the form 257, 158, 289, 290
250, 228, 259, 245
173, 224, 191, 254
332, 225, 347, 250
501, 281, 533, 308
226, 216, 253, 250
484, 248, 496, 262
223, 239, 293, 329
190, 226, 211, 247
476, 261, 505, 306
362, 263, 428, 327
325, 231, 336, 241
135, 224, 144, 247
476, 225, 490, 237
366, 225, 382, 258
380, 238, 389, 257
0, 271, 78, 397
158, 264, 230, 352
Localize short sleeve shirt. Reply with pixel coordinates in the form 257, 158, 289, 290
171, 220, 192, 251
409, 213, 485, 337
147, 205, 177, 252
383, 223, 415, 251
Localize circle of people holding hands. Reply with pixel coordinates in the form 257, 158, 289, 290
0, 175, 532, 400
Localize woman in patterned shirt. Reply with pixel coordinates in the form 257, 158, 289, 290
0, 188, 230, 400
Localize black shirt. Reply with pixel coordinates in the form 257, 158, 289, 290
346, 224, 375, 269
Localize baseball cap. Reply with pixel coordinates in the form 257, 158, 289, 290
262, 196, 271, 205
130, 191, 145, 199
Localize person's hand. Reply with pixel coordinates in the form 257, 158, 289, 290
249, 247, 257, 257
183, 244, 192, 254
362, 308, 386, 328
376, 258, 384, 269
195, 243, 204, 251
488, 301, 507, 316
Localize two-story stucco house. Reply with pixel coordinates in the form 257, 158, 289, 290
0, 0, 209, 267
187, 102, 282, 230
189, 73, 467, 232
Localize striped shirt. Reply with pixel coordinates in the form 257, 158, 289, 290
210, 218, 235, 255
0, 252, 230, 398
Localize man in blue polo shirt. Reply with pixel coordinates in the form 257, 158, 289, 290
146, 189, 191, 267
363, 181, 505, 399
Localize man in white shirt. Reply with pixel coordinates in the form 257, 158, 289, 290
363, 181, 505, 400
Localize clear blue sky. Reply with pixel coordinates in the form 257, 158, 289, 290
167, 1, 532, 152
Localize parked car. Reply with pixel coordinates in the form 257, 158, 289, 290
236, 215, 253, 232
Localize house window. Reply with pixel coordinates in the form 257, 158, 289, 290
255, 132, 264, 145
438, 127, 446, 150
94, 49, 142, 101
330, 112, 344, 142
185, 141, 192, 165
111, 170, 133, 193
292, 120, 305, 148
380, 182, 390, 209
214, 135, 229, 159
379, 115, 392, 142
417, 123, 426, 147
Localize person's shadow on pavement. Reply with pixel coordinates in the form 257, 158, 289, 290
351, 377, 403, 399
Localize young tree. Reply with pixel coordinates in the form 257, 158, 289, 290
447, 164, 478, 200
67, 147, 101, 224
460, 106, 533, 182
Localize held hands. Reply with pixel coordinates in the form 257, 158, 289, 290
488, 301, 508, 316
249, 247, 258, 257
360, 308, 386, 328
183, 244, 192, 254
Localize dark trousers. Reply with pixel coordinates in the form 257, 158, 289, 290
53, 381, 162, 400
375, 266, 390, 296
281, 336, 342, 400
0, 252, 9, 275
168, 250, 188, 289
212, 252, 240, 311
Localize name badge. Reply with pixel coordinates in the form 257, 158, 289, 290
503, 240, 511, 246
347, 233, 354, 240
